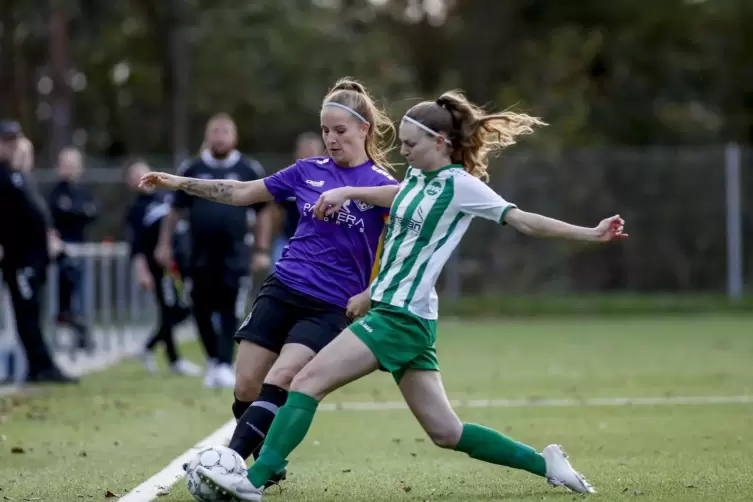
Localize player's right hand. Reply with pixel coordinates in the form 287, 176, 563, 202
346, 290, 371, 319
154, 243, 174, 269
313, 187, 352, 219
139, 172, 180, 192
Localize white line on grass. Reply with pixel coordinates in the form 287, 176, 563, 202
118, 420, 238, 502
122, 393, 753, 501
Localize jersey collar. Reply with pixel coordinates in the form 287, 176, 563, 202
201, 149, 241, 168
418, 163, 462, 178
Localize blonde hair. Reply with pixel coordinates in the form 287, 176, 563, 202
322, 77, 395, 172
404, 91, 546, 181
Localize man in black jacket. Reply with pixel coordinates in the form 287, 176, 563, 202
156, 113, 273, 389
48, 147, 96, 351
0, 120, 77, 384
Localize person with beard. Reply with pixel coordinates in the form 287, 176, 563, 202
155, 113, 273, 389
0, 120, 77, 384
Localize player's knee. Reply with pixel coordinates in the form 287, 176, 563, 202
264, 364, 298, 390
289, 364, 325, 398
234, 367, 263, 402
426, 422, 463, 449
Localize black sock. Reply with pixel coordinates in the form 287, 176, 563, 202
228, 383, 288, 459
232, 393, 253, 421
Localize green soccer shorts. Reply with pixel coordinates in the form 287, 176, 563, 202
348, 301, 439, 383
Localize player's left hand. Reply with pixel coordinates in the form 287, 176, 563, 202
592, 215, 628, 242
313, 187, 351, 219
346, 290, 371, 319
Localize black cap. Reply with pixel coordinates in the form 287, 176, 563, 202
0, 120, 22, 139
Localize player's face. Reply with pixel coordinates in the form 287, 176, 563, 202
206, 119, 237, 156
399, 121, 447, 170
320, 107, 368, 166
126, 162, 149, 190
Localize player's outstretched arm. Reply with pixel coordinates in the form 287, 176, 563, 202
503, 208, 627, 242
313, 185, 399, 219
139, 172, 273, 206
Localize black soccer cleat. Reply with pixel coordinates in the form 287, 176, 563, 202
264, 467, 287, 489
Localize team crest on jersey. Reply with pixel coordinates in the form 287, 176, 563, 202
353, 200, 374, 211
426, 180, 443, 197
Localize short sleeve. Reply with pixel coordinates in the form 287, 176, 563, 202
263, 162, 300, 203
172, 160, 194, 209
453, 173, 516, 224
373, 165, 399, 187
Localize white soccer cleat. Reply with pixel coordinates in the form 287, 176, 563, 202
213, 363, 236, 389
542, 444, 596, 494
195, 465, 263, 501
171, 359, 203, 376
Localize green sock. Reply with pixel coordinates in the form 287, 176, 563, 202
454, 423, 547, 477
247, 391, 319, 488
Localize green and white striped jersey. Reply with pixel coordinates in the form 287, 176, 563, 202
370, 164, 516, 319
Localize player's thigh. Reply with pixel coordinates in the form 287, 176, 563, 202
266, 309, 350, 389
399, 369, 463, 448
235, 277, 297, 356
291, 329, 380, 401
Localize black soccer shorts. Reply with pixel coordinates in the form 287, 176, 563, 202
235, 274, 350, 354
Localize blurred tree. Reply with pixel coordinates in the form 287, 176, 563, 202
3, 0, 752, 154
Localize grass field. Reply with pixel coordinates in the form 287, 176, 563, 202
2, 315, 753, 501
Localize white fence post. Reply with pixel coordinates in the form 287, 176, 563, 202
725, 143, 743, 302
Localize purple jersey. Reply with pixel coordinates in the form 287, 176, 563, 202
264, 156, 398, 308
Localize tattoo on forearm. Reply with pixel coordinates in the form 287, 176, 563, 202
180, 179, 235, 203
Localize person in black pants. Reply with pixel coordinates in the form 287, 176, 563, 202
48, 147, 97, 352
124, 159, 203, 376
0, 120, 77, 384
155, 113, 273, 389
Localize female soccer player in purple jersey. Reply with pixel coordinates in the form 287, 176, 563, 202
139, 78, 399, 484
195, 91, 628, 500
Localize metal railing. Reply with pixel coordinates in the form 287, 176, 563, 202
0, 242, 161, 382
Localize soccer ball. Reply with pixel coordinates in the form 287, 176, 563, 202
185, 446, 247, 502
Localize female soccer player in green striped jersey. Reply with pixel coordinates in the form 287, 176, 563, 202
197, 91, 627, 500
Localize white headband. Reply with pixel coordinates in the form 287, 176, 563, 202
402, 116, 451, 145
322, 102, 368, 123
